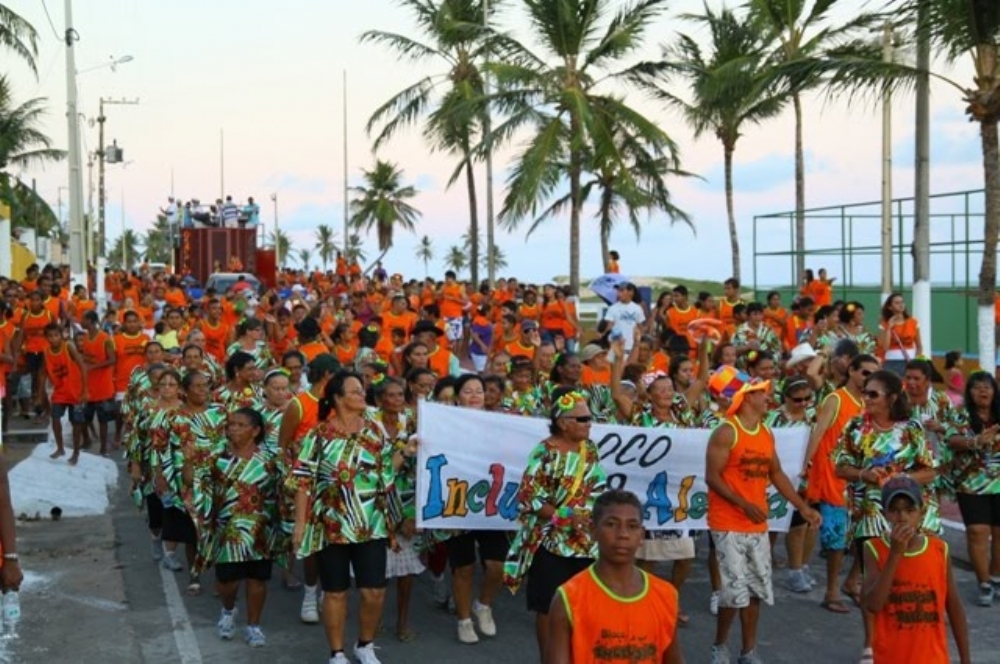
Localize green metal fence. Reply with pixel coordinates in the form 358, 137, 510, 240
752, 190, 990, 356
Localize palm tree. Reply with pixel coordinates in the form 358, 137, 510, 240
481, 243, 507, 273
316, 224, 337, 270
0, 4, 38, 75
746, 0, 872, 280
298, 248, 312, 270
109, 229, 140, 271
791, 0, 1000, 365
416, 234, 434, 277
635, 4, 789, 280
269, 229, 291, 267
346, 233, 368, 263
349, 160, 421, 268
487, 0, 671, 294
143, 215, 173, 264
445, 244, 468, 274
362, 0, 500, 286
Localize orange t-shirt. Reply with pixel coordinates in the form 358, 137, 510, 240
708, 418, 774, 533
80, 330, 116, 402
164, 288, 187, 309
519, 303, 540, 322
718, 298, 743, 337
581, 364, 611, 387
382, 311, 417, 340
804, 388, 863, 506
427, 346, 452, 378
503, 340, 536, 361
334, 343, 357, 367
291, 392, 321, 444
113, 333, 148, 393
21, 310, 54, 353
201, 320, 230, 363
763, 306, 788, 341
299, 340, 330, 364
71, 297, 96, 325
540, 301, 567, 332
803, 280, 833, 308
439, 283, 465, 319
882, 317, 920, 352
557, 566, 678, 664
44, 345, 82, 405
867, 537, 950, 664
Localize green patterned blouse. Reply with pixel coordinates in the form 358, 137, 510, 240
151, 404, 228, 511
226, 340, 274, 372
213, 383, 264, 414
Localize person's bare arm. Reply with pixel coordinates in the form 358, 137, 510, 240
0, 459, 22, 591
945, 558, 971, 664
609, 338, 634, 420
277, 399, 302, 453
769, 451, 820, 528
663, 618, 685, 664
802, 395, 837, 475
67, 343, 89, 401
545, 591, 572, 664
683, 338, 711, 405
804, 353, 827, 391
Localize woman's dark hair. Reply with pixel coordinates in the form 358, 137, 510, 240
814, 305, 834, 324
331, 323, 351, 345
432, 376, 458, 401
696, 291, 712, 310
237, 317, 263, 337
838, 301, 864, 324
401, 341, 430, 375
231, 407, 266, 446
454, 374, 485, 404
482, 374, 505, 393
880, 292, 908, 322
549, 352, 579, 385
225, 351, 256, 381
181, 370, 207, 392
965, 372, 1000, 433
373, 375, 405, 403
622, 363, 645, 386
803, 268, 815, 282
945, 351, 962, 370
746, 349, 774, 372
905, 357, 944, 384
319, 370, 363, 420
766, 290, 780, 302
282, 350, 306, 367
712, 342, 734, 368
157, 368, 182, 387
849, 354, 880, 371
404, 367, 436, 403
669, 354, 692, 385
181, 343, 204, 359
358, 325, 379, 349
865, 370, 910, 422
592, 489, 643, 525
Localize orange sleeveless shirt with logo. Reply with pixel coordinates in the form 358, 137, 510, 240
80, 330, 116, 402
291, 392, 321, 444
22, 310, 54, 353
201, 320, 230, 363
113, 333, 148, 393
708, 417, 775, 533
558, 566, 678, 664
299, 340, 329, 364
804, 388, 863, 506
44, 345, 82, 405
866, 536, 950, 664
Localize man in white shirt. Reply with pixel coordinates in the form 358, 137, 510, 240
221, 196, 239, 228
601, 282, 645, 353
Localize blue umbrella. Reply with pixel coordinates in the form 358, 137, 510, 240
589, 273, 629, 305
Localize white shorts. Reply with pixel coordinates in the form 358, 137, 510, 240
444, 317, 464, 343
471, 354, 487, 373
711, 531, 773, 608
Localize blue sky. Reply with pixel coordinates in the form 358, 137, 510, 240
4, 0, 984, 288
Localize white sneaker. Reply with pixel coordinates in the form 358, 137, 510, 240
300, 589, 319, 624
710, 591, 720, 616
217, 609, 236, 640
244, 625, 265, 648
802, 564, 816, 588
353, 641, 382, 664
329, 654, 350, 664
457, 619, 479, 644
472, 602, 496, 637
150, 536, 163, 561
161, 551, 184, 572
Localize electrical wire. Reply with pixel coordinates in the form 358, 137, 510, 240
39, 0, 61, 41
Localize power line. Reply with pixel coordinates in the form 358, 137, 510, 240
39, 0, 61, 41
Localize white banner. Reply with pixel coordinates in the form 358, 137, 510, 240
416, 402, 808, 532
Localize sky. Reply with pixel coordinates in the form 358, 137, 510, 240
3, 0, 985, 289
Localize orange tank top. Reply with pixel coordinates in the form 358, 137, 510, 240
80, 330, 115, 402
292, 392, 321, 443
44, 345, 82, 404
708, 417, 774, 533
867, 536, 950, 664
427, 346, 452, 378
805, 388, 863, 505
22, 310, 53, 353
114, 333, 148, 393
300, 340, 329, 364
201, 320, 230, 363
558, 566, 678, 664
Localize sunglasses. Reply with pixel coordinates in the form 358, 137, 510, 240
863, 390, 885, 400
789, 395, 813, 404
561, 415, 593, 423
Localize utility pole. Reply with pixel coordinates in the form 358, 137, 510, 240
343, 70, 349, 257
880, 23, 893, 303
913, 0, 932, 355
271, 193, 279, 274
97, 97, 138, 312
64, 0, 87, 288
483, 0, 496, 288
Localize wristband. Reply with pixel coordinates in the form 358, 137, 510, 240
2, 553, 18, 561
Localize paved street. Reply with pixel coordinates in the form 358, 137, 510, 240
8, 442, 1000, 663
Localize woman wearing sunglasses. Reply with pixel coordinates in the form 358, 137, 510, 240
834, 369, 938, 663
904, 358, 967, 462
504, 388, 607, 661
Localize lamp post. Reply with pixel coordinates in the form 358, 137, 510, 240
96, 95, 138, 311
64, 0, 86, 289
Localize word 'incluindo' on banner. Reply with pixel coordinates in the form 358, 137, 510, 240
415, 401, 808, 532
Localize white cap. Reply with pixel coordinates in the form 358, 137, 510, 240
786, 342, 817, 368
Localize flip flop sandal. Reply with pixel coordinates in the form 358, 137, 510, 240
187, 576, 202, 596
859, 647, 874, 663
841, 584, 862, 607
396, 628, 418, 643
820, 599, 851, 614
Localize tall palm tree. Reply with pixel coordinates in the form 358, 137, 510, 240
481, 243, 507, 272
349, 160, 421, 267
269, 229, 291, 267
487, 0, 670, 294
316, 224, 337, 270
416, 234, 434, 277
792, 0, 1000, 365
346, 233, 368, 263
143, 215, 174, 264
445, 244, 468, 274
298, 248, 312, 270
362, 0, 500, 286
109, 229, 140, 271
0, 4, 38, 75
746, 0, 872, 280
635, 4, 789, 279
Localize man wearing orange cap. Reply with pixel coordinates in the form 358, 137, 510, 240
705, 377, 821, 664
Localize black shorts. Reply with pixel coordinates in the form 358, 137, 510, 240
51, 402, 86, 424
215, 560, 272, 584
84, 399, 117, 424
447, 530, 510, 569
145, 493, 164, 531
316, 539, 388, 592
161, 507, 197, 544
526, 546, 592, 614
790, 509, 807, 528
24, 352, 43, 373
957, 493, 1000, 527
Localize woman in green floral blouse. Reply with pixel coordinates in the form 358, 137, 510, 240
503, 388, 607, 661
213, 351, 264, 414
290, 371, 409, 664
193, 407, 279, 648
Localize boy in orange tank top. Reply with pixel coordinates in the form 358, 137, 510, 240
863, 476, 970, 664
548, 489, 684, 664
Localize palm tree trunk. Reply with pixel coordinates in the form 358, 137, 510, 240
464, 152, 480, 286
724, 142, 740, 281
793, 92, 805, 282
569, 150, 583, 295
600, 185, 612, 273
978, 117, 1000, 370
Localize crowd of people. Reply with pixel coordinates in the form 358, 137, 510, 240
0, 258, 991, 664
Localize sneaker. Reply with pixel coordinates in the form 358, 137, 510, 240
457, 619, 479, 644
709, 591, 720, 616
217, 609, 236, 641
711, 643, 731, 664
161, 551, 184, 572
432, 574, 449, 608
300, 590, 319, 624
329, 653, 350, 664
785, 568, 811, 594
977, 582, 994, 607
244, 625, 265, 648
802, 564, 816, 588
472, 602, 496, 637
150, 536, 163, 561
353, 641, 382, 664
737, 649, 763, 664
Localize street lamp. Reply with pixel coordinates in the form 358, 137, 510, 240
271, 193, 279, 282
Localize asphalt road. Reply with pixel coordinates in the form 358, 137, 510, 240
10, 447, 1000, 664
